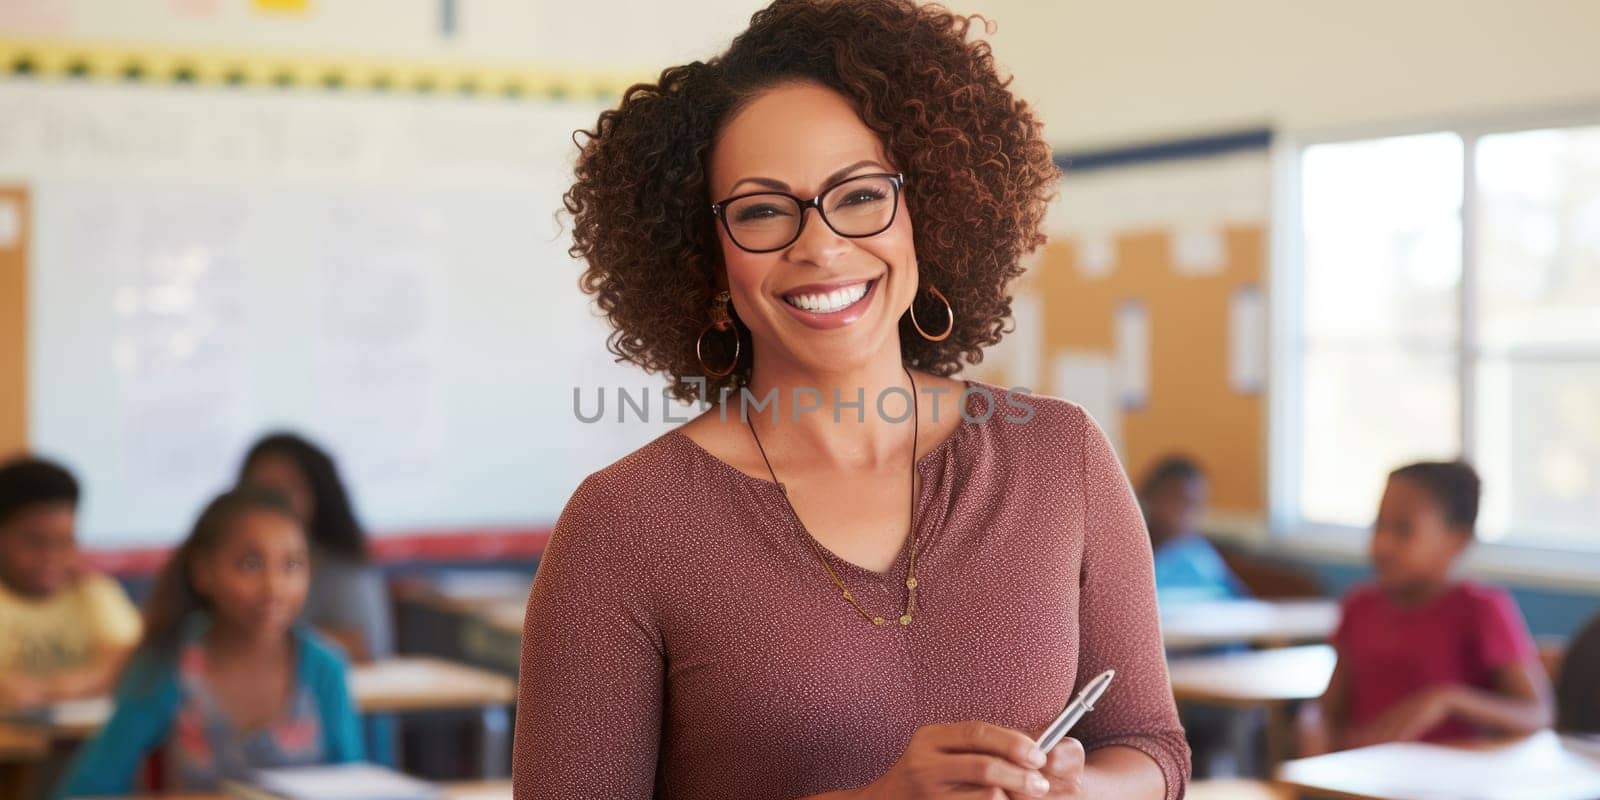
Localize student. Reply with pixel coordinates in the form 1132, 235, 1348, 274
237, 433, 393, 663
1556, 611, 1600, 734
0, 455, 142, 710
1315, 461, 1554, 750
54, 487, 364, 796
1138, 455, 1249, 605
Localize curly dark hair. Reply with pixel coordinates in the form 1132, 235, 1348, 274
563, 0, 1060, 403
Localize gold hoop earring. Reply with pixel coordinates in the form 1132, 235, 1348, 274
909, 285, 954, 342
696, 290, 741, 378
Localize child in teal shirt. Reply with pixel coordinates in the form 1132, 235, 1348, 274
55, 488, 363, 796
1139, 455, 1249, 605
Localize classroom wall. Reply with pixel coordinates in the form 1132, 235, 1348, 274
0, 0, 759, 74
5, 1, 1599, 147
3, 4, 1597, 628
971, 0, 1600, 148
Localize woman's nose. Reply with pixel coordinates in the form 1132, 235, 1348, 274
786, 207, 850, 267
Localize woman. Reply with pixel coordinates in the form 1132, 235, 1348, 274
516, 2, 1189, 798
238, 432, 394, 664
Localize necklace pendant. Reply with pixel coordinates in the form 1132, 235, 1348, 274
899, 614, 912, 625
872, 616, 885, 625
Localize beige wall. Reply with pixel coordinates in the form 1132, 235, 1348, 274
970, 0, 1600, 147
4, 1, 1598, 146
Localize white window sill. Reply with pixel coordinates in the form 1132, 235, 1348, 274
1201, 513, 1600, 594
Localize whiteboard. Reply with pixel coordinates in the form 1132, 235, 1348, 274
0, 80, 679, 547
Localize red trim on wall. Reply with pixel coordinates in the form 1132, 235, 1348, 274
79, 526, 553, 577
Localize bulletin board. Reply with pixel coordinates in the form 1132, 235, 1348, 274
966, 143, 1272, 517
1035, 227, 1267, 513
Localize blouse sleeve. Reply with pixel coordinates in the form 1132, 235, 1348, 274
1067, 407, 1191, 800
513, 475, 665, 800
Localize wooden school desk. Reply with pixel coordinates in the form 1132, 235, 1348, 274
345, 657, 518, 778
479, 598, 526, 637
72, 779, 512, 800
0, 720, 47, 761
1168, 644, 1336, 768
1274, 730, 1600, 800
0, 721, 48, 800
1187, 778, 1293, 800
392, 573, 530, 675
1162, 599, 1339, 650
32, 657, 516, 776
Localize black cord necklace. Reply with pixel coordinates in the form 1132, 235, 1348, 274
745, 366, 921, 626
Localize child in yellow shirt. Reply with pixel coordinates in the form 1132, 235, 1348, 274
0, 455, 142, 709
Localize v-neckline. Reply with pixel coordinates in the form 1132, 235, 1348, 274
668, 378, 979, 579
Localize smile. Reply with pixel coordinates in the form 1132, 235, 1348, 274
782, 278, 876, 314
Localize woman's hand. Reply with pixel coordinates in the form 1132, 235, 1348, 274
1032, 736, 1086, 799
855, 721, 1055, 799
1017, 717, 1087, 800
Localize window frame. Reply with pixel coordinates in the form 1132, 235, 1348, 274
1268, 106, 1600, 590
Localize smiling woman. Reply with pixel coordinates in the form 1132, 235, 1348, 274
561, 0, 1059, 406
517, 2, 1189, 799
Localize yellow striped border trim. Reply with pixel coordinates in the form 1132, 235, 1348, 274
0, 38, 652, 102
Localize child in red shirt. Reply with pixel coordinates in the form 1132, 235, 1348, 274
1312, 461, 1554, 751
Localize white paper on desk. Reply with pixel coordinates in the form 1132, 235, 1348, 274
1330, 738, 1600, 799
51, 696, 112, 728
250, 762, 442, 800
348, 661, 444, 697
445, 789, 512, 800
432, 570, 532, 602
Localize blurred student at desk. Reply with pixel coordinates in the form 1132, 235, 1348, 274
1305, 461, 1554, 754
238, 433, 394, 664
0, 456, 142, 711
55, 488, 363, 797
1138, 455, 1249, 605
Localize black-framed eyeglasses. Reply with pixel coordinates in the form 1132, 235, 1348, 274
710, 172, 905, 254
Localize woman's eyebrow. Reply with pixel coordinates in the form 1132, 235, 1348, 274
729, 159, 887, 194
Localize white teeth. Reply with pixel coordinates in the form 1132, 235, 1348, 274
784, 280, 871, 313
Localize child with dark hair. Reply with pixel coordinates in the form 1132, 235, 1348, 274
238, 432, 393, 663
1138, 455, 1248, 604
54, 487, 363, 796
0, 455, 141, 710
1312, 460, 1554, 750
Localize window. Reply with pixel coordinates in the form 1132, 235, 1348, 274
1282, 121, 1600, 551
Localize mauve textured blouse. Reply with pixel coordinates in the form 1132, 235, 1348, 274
513, 381, 1190, 800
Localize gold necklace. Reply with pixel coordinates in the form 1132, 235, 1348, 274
746, 367, 921, 626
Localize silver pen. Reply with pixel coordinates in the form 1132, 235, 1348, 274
1034, 669, 1115, 752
